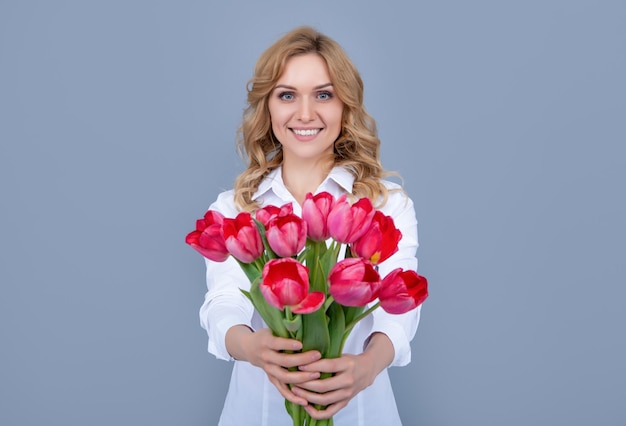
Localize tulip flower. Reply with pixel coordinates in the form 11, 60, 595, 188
265, 213, 307, 257
301, 192, 335, 241
222, 212, 264, 263
185, 210, 229, 262
379, 269, 428, 314
327, 195, 375, 244
328, 257, 381, 306
351, 211, 402, 265
255, 203, 293, 227
261, 258, 325, 314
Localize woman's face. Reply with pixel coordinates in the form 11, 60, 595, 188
268, 53, 344, 167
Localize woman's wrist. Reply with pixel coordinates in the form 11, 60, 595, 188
361, 332, 395, 382
225, 324, 254, 361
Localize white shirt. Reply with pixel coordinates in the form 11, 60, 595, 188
199, 166, 421, 426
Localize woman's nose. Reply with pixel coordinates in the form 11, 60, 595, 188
296, 98, 314, 122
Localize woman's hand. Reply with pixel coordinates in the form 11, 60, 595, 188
294, 332, 395, 420
225, 326, 322, 407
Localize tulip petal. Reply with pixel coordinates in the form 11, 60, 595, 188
292, 291, 325, 314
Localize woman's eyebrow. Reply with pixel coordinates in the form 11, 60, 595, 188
274, 83, 334, 91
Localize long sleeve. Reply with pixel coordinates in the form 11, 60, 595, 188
199, 256, 255, 361
198, 190, 255, 361
369, 188, 421, 367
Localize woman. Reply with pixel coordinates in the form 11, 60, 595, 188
199, 26, 422, 425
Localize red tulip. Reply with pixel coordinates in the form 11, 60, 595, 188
328, 258, 381, 307
185, 210, 229, 262
301, 192, 335, 241
327, 195, 375, 244
255, 203, 293, 227
222, 212, 264, 263
261, 258, 325, 314
265, 213, 307, 257
379, 269, 428, 314
351, 211, 402, 265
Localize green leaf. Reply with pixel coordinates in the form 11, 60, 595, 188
254, 219, 278, 260
319, 241, 340, 278
326, 302, 346, 358
343, 305, 364, 328
240, 289, 252, 303
248, 278, 289, 338
282, 315, 302, 334
309, 258, 327, 293
301, 306, 330, 355
237, 259, 262, 283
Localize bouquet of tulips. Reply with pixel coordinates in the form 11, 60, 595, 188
186, 191, 428, 426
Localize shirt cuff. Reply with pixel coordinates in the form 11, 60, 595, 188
201, 298, 254, 361
370, 306, 421, 367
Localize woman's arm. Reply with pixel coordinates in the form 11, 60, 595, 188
370, 190, 421, 367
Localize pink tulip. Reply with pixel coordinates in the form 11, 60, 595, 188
255, 203, 293, 227
328, 258, 381, 307
185, 210, 229, 262
301, 192, 335, 241
222, 212, 264, 263
379, 269, 428, 314
327, 195, 375, 244
351, 211, 402, 265
261, 258, 325, 314
265, 213, 307, 257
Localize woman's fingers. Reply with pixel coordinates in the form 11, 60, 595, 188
272, 349, 322, 369
302, 394, 348, 420
266, 362, 321, 386
265, 332, 303, 352
293, 353, 377, 419
243, 328, 324, 406
268, 376, 309, 406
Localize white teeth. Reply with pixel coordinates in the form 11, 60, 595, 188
293, 129, 320, 136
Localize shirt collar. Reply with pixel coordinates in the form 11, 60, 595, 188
251, 165, 355, 201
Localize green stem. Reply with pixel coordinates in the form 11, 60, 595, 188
291, 401, 302, 426
323, 295, 334, 312
339, 302, 380, 354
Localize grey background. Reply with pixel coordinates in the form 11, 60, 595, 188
1, 1, 624, 425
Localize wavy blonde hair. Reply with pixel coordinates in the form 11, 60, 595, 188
233, 26, 395, 211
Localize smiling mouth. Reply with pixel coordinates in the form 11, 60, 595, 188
292, 128, 321, 136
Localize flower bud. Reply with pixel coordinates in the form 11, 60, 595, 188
328, 257, 381, 306
185, 210, 229, 262
261, 258, 325, 314
379, 269, 428, 314
222, 212, 264, 263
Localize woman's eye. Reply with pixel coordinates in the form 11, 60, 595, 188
279, 92, 294, 101
317, 91, 333, 100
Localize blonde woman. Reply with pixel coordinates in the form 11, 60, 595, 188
199, 26, 422, 425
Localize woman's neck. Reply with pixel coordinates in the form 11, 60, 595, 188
281, 160, 333, 206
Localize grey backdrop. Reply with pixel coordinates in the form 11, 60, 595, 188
1, 1, 624, 425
